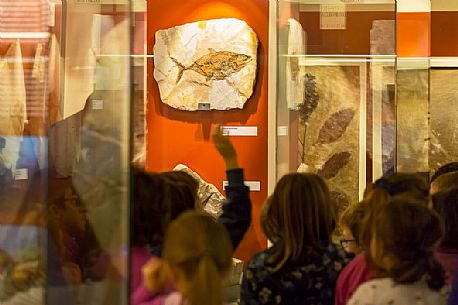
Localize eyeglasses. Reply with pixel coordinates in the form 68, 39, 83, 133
340, 239, 356, 249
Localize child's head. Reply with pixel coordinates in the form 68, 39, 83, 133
132, 168, 198, 247
430, 171, 458, 196
371, 172, 429, 202
339, 201, 367, 254
430, 162, 458, 185
262, 173, 335, 268
369, 195, 445, 290
162, 211, 232, 305
432, 188, 458, 250
359, 172, 429, 252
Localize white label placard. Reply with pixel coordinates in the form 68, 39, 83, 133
92, 99, 104, 110
223, 181, 261, 192
49, 3, 56, 27
222, 126, 258, 137
277, 126, 289, 136
320, 4, 347, 29
15, 168, 29, 180
76, 0, 101, 3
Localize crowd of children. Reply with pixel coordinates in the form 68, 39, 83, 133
130, 125, 458, 305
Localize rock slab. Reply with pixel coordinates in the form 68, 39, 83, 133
154, 18, 258, 111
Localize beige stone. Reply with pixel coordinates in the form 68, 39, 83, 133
154, 18, 258, 111
173, 164, 224, 219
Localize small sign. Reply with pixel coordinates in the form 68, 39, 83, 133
15, 168, 28, 180
223, 181, 261, 192
222, 126, 258, 137
49, 3, 56, 27
277, 126, 289, 136
198, 102, 211, 111
76, 0, 101, 3
92, 99, 104, 110
320, 4, 346, 30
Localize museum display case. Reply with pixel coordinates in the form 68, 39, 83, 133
146, 0, 270, 261
272, 0, 396, 213
271, 0, 458, 216
0, 0, 135, 304
0, 0, 457, 304
429, 0, 458, 175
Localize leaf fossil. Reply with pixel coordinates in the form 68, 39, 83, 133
316, 108, 355, 144
317, 151, 351, 179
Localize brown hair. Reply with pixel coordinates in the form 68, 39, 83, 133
261, 173, 335, 269
430, 162, 458, 183
340, 201, 368, 246
163, 211, 232, 305
132, 168, 198, 247
372, 173, 429, 201
370, 195, 445, 290
359, 173, 430, 252
431, 171, 458, 195
432, 188, 458, 249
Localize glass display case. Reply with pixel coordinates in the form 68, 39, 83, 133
272, 0, 396, 214
0, 1, 134, 304
271, 0, 458, 212
429, 0, 458, 175
0, 0, 457, 304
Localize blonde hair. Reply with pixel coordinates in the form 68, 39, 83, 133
163, 211, 232, 305
262, 173, 335, 270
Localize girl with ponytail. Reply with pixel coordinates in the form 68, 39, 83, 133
142, 211, 233, 305
348, 195, 449, 305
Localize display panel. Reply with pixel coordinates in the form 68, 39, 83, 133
0, 1, 132, 305
146, 0, 270, 262
274, 0, 396, 215
429, 69, 458, 172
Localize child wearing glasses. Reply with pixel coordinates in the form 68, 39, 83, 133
348, 195, 449, 305
339, 201, 367, 255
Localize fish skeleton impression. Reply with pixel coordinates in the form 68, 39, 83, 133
171, 48, 252, 83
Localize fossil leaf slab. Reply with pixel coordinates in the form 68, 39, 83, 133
317, 151, 351, 179
154, 18, 258, 111
317, 108, 355, 144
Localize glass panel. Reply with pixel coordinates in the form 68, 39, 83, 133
275, 0, 396, 218
0, 1, 132, 305
430, 0, 458, 175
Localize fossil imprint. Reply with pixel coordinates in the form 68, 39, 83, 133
171, 49, 252, 83
153, 18, 258, 111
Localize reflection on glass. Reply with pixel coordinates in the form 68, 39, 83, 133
0, 1, 131, 305
275, 0, 396, 217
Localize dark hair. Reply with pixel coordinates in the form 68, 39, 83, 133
262, 173, 335, 269
432, 188, 458, 249
131, 168, 198, 247
431, 171, 458, 195
431, 162, 458, 183
371, 195, 445, 290
373, 173, 429, 201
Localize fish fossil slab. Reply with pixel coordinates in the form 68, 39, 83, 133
154, 18, 258, 111
171, 49, 252, 83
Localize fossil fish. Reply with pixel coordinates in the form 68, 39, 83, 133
171, 48, 252, 83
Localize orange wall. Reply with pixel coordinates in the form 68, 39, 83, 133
299, 11, 396, 55
431, 12, 458, 56
397, 12, 431, 57
146, 0, 269, 260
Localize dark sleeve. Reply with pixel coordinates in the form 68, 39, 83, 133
450, 268, 458, 305
218, 168, 251, 251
